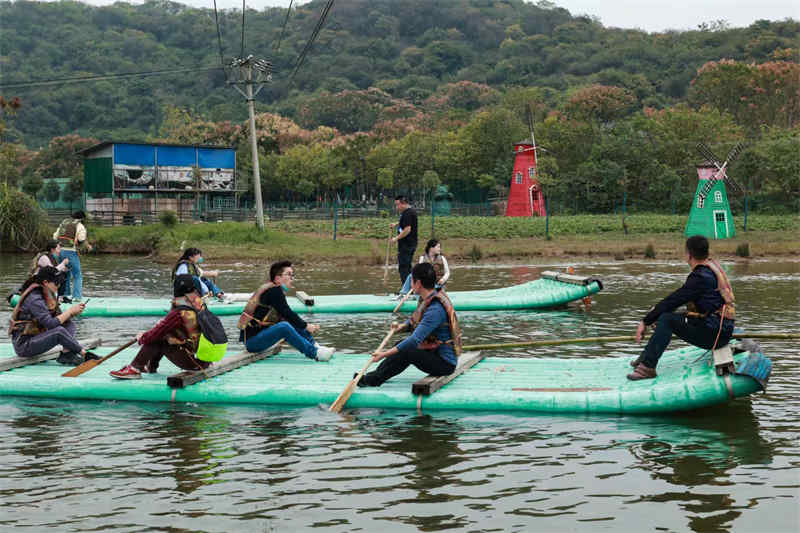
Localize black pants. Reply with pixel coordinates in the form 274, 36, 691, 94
363, 346, 456, 386
397, 244, 416, 288
641, 312, 734, 369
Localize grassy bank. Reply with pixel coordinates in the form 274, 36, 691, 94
87, 214, 799, 264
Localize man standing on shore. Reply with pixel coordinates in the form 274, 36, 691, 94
390, 195, 417, 291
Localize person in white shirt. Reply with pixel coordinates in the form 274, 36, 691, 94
53, 211, 92, 302
399, 239, 450, 295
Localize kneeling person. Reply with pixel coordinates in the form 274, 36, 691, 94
110, 275, 213, 379
360, 262, 461, 387
238, 261, 334, 361
8, 267, 97, 366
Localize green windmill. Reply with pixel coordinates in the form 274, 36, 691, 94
685, 142, 746, 240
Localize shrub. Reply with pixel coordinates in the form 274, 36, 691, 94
469, 244, 482, 262
0, 184, 48, 251
644, 243, 656, 258
159, 210, 178, 228
735, 242, 750, 257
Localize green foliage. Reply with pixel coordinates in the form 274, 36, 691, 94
644, 243, 656, 258
42, 179, 61, 203
20, 173, 43, 198
469, 244, 483, 263
0, 184, 48, 251
735, 242, 750, 257
159, 210, 178, 228
61, 176, 83, 208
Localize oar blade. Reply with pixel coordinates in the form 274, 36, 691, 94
62, 358, 101, 377
329, 380, 357, 413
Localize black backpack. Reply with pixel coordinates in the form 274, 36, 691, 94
178, 306, 228, 362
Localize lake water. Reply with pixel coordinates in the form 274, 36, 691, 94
0, 254, 798, 532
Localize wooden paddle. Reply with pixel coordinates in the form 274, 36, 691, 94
460, 332, 800, 352
382, 227, 392, 285
62, 338, 138, 377
392, 288, 415, 313
329, 328, 396, 413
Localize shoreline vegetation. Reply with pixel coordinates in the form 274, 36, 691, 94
76, 214, 799, 265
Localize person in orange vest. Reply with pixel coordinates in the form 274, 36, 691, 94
110, 274, 211, 379
357, 263, 461, 387
628, 235, 735, 380
8, 266, 97, 365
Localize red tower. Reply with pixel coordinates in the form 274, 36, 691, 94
505, 140, 546, 217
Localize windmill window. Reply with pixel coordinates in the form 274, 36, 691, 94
697, 196, 705, 209
715, 212, 726, 222
714, 191, 722, 203
515, 171, 523, 184
528, 167, 535, 178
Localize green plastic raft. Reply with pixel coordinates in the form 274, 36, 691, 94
0, 343, 765, 414
7, 273, 603, 317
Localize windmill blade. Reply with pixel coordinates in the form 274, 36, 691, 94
696, 142, 722, 167
525, 103, 536, 146
724, 141, 746, 166
698, 177, 716, 200
723, 175, 745, 196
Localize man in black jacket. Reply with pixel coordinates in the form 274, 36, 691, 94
238, 261, 335, 361
390, 195, 418, 289
628, 235, 735, 380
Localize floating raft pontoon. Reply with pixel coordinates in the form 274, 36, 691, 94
0, 342, 764, 414
7, 272, 602, 317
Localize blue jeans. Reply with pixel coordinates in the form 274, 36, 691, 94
244, 322, 318, 360
400, 274, 412, 294
60, 250, 82, 300
199, 276, 223, 297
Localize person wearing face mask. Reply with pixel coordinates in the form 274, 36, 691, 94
398, 238, 450, 296
8, 266, 99, 366
627, 235, 736, 381
172, 247, 226, 301
237, 260, 335, 362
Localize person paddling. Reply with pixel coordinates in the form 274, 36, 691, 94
238, 261, 335, 362
110, 274, 215, 379
390, 195, 418, 292
399, 238, 450, 296
628, 235, 736, 380
8, 266, 98, 366
357, 262, 460, 387
172, 247, 226, 301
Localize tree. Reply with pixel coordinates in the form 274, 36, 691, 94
43, 179, 61, 203
21, 173, 43, 198
62, 176, 83, 208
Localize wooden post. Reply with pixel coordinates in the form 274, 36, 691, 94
167, 342, 282, 389
412, 351, 484, 396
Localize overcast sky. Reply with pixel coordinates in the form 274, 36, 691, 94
70, 0, 799, 33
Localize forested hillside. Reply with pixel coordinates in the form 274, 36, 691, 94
1, 0, 798, 212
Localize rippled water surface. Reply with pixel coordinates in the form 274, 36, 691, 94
0, 254, 798, 532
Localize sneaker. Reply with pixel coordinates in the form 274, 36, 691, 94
83, 351, 101, 361
315, 346, 335, 362
627, 363, 657, 381
56, 351, 83, 366
109, 365, 142, 380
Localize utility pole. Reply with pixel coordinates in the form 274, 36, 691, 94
229, 55, 271, 230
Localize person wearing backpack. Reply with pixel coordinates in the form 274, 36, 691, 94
53, 210, 92, 303
110, 274, 225, 379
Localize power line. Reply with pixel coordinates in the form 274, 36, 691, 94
274, 0, 294, 52
212, 0, 226, 70
0, 66, 223, 90
290, 0, 336, 81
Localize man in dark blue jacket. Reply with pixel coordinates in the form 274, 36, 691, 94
628, 235, 735, 380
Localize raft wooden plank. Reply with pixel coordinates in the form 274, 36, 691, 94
167, 342, 283, 389
412, 351, 484, 396
0, 337, 102, 372
540, 271, 591, 285
295, 291, 314, 306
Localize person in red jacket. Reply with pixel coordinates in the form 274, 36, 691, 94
110, 275, 211, 379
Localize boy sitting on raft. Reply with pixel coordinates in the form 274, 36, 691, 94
238, 261, 335, 362
357, 262, 461, 387
110, 274, 213, 379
